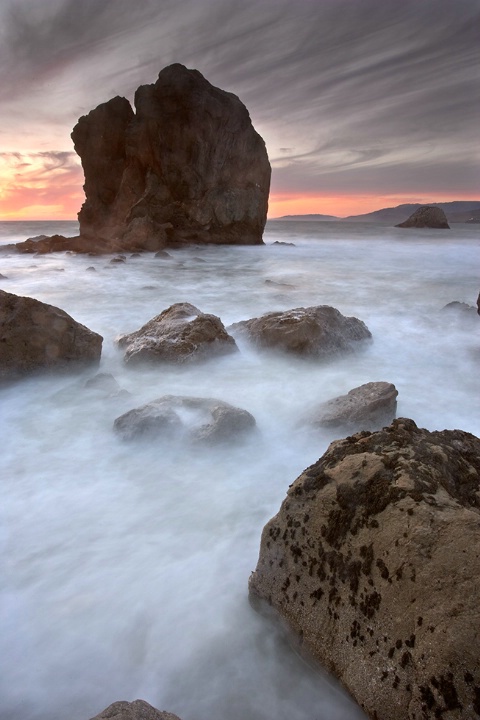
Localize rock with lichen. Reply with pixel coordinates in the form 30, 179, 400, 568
249, 418, 480, 720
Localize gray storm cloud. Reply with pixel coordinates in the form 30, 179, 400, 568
1, 0, 478, 200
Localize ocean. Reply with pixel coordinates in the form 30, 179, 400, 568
1, 219, 479, 720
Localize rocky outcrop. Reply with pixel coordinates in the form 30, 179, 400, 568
396, 206, 450, 229
64, 63, 270, 253
305, 381, 398, 432
114, 395, 256, 444
0, 289, 102, 381
116, 302, 237, 365
89, 699, 182, 720
229, 306, 371, 359
249, 418, 480, 720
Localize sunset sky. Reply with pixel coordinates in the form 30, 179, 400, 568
0, 0, 479, 221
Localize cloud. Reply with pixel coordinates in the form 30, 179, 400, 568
0, 0, 478, 216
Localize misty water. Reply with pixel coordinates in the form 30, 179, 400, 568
1, 219, 479, 720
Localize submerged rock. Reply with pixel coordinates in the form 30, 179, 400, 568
306, 381, 398, 432
249, 418, 480, 720
64, 63, 270, 253
114, 395, 256, 444
116, 302, 237, 365
0, 289, 102, 381
229, 306, 371, 359
89, 699, 182, 720
396, 206, 450, 229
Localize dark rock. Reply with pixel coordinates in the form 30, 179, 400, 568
116, 302, 237, 365
0, 289, 102, 381
68, 63, 270, 253
249, 418, 480, 720
89, 699, 182, 720
114, 395, 256, 444
272, 241, 296, 246
306, 381, 398, 432
396, 206, 450, 229
229, 305, 371, 359
0, 273, 8, 279
442, 301, 477, 316
477, 291, 480, 316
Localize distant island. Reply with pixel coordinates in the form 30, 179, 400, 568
273, 201, 480, 224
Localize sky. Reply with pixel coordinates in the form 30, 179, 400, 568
0, 0, 479, 221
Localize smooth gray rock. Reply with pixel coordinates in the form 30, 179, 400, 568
116, 302, 237, 366
114, 395, 256, 444
306, 381, 398, 432
0, 289, 102, 381
229, 305, 371, 359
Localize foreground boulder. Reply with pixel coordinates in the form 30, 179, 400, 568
114, 395, 256, 444
305, 381, 398, 432
396, 206, 450, 229
66, 63, 269, 254
249, 418, 480, 720
0, 289, 102, 381
89, 700, 181, 720
229, 306, 371, 359
116, 302, 237, 365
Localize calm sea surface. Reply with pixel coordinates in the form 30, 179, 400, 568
0, 219, 479, 720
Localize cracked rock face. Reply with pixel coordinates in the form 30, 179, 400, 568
71, 63, 271, 251
396, 206, 450, 229
116, 302, 238, 365
0, 289, 102, 381
229, 305, 371, 359
249, 418, 480, 720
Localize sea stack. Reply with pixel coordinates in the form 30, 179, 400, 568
396, 205, 450, 229
71, 63, 271, 251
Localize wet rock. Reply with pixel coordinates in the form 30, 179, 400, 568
272, 241, 296, 246
396, 206, 450, 229
69, 63, 270, 252
306, 381, 398, 432
249, 418, 480, 720
442, 301, 477, 317
0, 289, 102, 381
0, 273, 8, 279
89, 699, 182, 720
84, 372, 129, 398
114, 395, 256, 445
116, 302, 237, 365
229, 306, 371, 359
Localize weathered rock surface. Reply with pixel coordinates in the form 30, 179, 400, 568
396, 206, 450, 229
114, 395, 256, 444
116, 302, 237, 365
229, 306, 371, 359
0, 289, 102, 381
249, 418, 480, 720
59, 63, 269, 254
89, 699, 182, 720
306, 381, 398, 432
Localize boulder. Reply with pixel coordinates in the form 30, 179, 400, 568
396, 206, 450, 229
306, 381, 398, 432
229, 306, 371, 359
64, 63, 270, 253
249, 418, 480, 720
89, 699, 182, 720
116, 302, 237, 365
0, 289, 102, 381
477, 291, 480, 316
114, 395, 256, 444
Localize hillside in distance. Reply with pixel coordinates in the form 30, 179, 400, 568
272, 202, 480, 224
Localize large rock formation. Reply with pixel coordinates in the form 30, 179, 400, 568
114, 395, 256, 444
116, 302, 237, 365
229, 306, 371, 359
396, 206, 450, 229
67, 63, 270, 252
0, 289, 102, 381
89, 700, 182, 720
249, 418, 480, 720
305, 381, 398, 433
